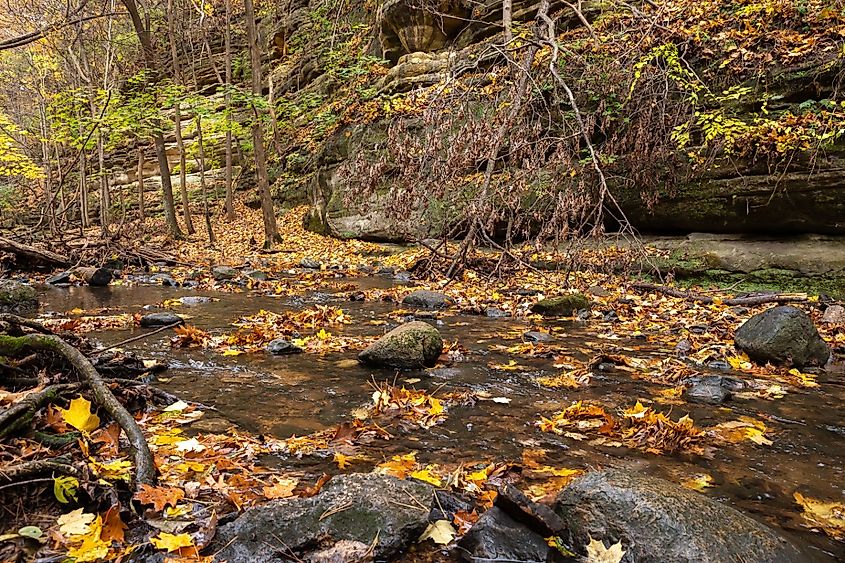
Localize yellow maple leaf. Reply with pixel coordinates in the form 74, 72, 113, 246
58, 508, 96, 536
66, 516, 109, 563
59, 396, 100, 432
262, 478, 299, 499
586, 536, 626, 563
151, 532, 194, 552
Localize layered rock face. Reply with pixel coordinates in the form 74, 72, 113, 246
266, 0, 844, 241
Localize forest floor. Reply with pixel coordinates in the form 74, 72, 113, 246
1, 203, 844, 562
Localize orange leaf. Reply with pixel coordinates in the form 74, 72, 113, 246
135, 484, 185, 512
100, 504, 126, 543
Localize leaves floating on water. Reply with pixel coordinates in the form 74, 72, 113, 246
793, 492, 845, 539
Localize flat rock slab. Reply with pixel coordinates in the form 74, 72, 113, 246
554, 469, 803, 563
0, 280, 38, 313
458, 507, 555, 563
212, 473, 434, 562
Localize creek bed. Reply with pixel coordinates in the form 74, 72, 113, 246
37, 280, 845, 561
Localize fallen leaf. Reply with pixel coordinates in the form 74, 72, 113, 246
135, 484, 186, 512
59, 396, 100, 433
586, 536, 626, 563
418, 520, 455, 545
794, 492, 845, 539
58, 508, 96, 536
151, 532, 195, 552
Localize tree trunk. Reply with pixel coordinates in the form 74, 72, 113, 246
196, 115, 215, 246
98, 133, 110, 235
223, 0, 236, 221
120, 0, 183, 239
137, 146, 145, 220
244, 0, 280, 247
173, 104, 194, 234
503, 0, 513, 43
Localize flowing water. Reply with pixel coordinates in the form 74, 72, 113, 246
37, 280, 845, 561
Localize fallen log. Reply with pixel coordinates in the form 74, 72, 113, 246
631, 282, 810, 306
0, 235, 70, 267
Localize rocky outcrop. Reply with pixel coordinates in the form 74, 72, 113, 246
734, 305, 830, 368
554, 469, 804, 563
530, 293, 591, 316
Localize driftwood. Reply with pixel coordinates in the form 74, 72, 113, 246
0, 235, 70, 267
631, 282, 810, 306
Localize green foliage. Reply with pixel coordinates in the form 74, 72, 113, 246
0, 111, 42, 180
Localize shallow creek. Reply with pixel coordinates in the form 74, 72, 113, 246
37, 279, 845, 561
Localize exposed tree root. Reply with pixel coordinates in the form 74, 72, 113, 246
0, 316, 156, 488
0, 383, 80, 439
0, 457, 80, 484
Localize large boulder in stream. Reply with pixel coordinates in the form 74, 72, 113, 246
212, 473, 434, 562
531, 293, 591, 317
139, 312, 184, 328
553, 469, 803, 563
358, 321, 443, 369
734, 305, 829, 368
0, 280, 38, 313
402, 290, 455, 309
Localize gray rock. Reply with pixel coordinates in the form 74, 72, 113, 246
358, 321, 443, 369
734, 306, 829, 368
484, 307, 511, 318
0, 280, 38, 313
822, 304, 845, 325
458, 507, 554, 563
402, 290, 455, 309
139, 312, 184, 328
244, 269, 268, 281
299, 258, 322, 269
554, 469, 803, 563
212, 266, 239, 281
685, 382, 731, 405
588, 285, 611, 297
531, 293, 591, 316
523, 331, 552, 343
149, 273, 178, 287
266, 338, 303, 355
46, 271, 72, 285
212, 473, 434, 562
179, 296, 212, 305
495, 484, 564, 537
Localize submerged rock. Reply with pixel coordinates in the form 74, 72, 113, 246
554, 469, 802, 563
530, 293, 591, 316
179, 296, 212, 305
358, 321, 443, 369
212, 473, 434, 562
458, 507, 555, 563
685, 378, 732, 405
402, 290, 454, 309
139, 312, 184, 328
734, 305, 829, 367
0, 280, 38, 313
484, 307, 511, 318
266, 338, 303, 355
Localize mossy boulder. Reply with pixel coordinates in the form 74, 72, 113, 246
358, 320, 443, 369
530, 293, 591, 317
734, 305, 829, 368
0, 280, 38, 313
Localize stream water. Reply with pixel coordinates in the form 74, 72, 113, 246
37, 279, 845, 561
